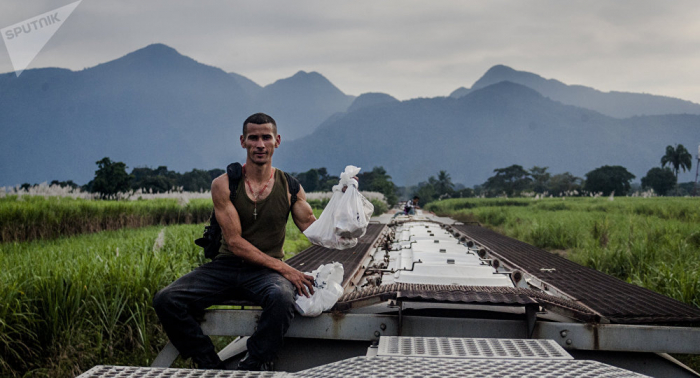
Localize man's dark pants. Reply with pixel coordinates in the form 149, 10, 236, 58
153, 256, 296, 364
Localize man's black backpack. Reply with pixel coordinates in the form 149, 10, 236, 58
195, 162, 300, 260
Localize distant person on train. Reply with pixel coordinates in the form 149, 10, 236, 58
405, 196, 419, 215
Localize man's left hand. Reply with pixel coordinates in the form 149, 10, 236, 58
281, 266, 315, 297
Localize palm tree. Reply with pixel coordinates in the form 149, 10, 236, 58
436, 170, 454, 197
661, 144, 693, 181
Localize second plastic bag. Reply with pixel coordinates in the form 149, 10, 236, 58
294, 262, 345, 317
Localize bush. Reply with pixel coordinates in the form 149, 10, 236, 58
370, 199, 388, 216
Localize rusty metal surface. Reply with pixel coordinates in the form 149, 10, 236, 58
286, 224, 386, 288
453, 224, 700, 325
334, 283, 597, 321
217, 224, 385, 307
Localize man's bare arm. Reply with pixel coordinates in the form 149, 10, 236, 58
291, 185, 316, 232
212, 176, 314, 296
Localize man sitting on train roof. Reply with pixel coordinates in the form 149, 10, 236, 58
153, 113, 318, 371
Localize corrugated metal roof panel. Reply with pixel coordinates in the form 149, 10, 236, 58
453, 224, 700, 324
286, 224, 386, 288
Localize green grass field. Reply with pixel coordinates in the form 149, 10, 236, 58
426, 197, 700, 308
0, 209, 319, 377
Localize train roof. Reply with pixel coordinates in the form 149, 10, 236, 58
80, 211, 700, 377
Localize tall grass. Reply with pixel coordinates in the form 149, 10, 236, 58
0, 214, 313, 377
426, 197, 700, 309
0, 188, 389, 244
0, 196, 212, 243
0, 183, 212, 201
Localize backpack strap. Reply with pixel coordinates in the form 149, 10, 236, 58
197, 163, 243, 260
284, 171, 300, 209
226, 162, 243, 203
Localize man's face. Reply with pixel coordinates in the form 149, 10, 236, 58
240, 123, 280, 166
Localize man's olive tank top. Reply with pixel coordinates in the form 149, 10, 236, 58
218, 168, 289, 259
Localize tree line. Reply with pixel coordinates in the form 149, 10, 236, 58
22, 144, 694, 203
27, 158, 401, 206
19, 157, 225, 198
408, 144, 695, 205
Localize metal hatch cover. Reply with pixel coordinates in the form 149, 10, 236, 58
377, 337, 572, 360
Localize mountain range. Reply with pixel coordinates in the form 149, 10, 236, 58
277, 81, 699, 186
450, 65, 700, 119
0, 44, 352, 187
0, 44, 698, 187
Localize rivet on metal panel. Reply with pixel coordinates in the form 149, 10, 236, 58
566, 339, 572, 345
560, 331, 568, 338
375, 331, 381, 337
380, 323, 386, 331
512, 271, 523, 283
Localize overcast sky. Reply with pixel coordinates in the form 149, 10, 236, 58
2, 0, 700, 103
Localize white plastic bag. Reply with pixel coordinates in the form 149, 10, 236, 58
303, 184, 357, 249
294, 262, 344, 317
335, 180, 371, 239
303, 165, 374, 249
303, 185, 341, 246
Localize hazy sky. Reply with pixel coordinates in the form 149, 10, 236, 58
2, 0, 700, 103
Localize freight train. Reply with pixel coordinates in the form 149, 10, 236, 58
79, 210, 700, 377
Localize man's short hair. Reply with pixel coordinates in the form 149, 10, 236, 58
413, 196, 420, 200
243, 113, 277, 136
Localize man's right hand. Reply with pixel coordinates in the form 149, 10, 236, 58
281, 266, 315, 297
